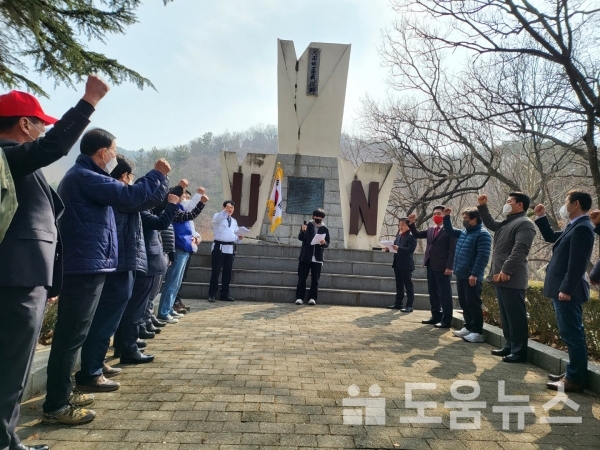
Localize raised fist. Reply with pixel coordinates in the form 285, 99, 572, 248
301, 224, 307, 232
167, 194, 179, 204
154, 158, 171, 175
477, 194, 488, 205
178, 179, 189, 189
534, 204, 546, 217
589, 209, 600, 226
200, 194, 209, 204
197, 186, 206, 195
82, 74, 110, 107
443, 207, 452, 216
408, 213, 417, 224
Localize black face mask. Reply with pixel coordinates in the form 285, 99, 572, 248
463, 220, 473, 230
314, 218, 322, 224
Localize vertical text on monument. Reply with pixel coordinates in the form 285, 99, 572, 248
231, 172, 260, 227
349, 180, 379, 235
286, 177, 324, 214
306, 47, 321, 96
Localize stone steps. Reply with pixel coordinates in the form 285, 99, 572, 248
185, 267, 457, 294
178, 282, 438, 309
181, 241, 458, 309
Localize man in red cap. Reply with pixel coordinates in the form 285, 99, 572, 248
0, 75, 109, 450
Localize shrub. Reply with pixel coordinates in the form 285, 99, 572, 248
481, 281, 600, 360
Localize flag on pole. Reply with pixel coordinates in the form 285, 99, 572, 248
268, 163, 284, 233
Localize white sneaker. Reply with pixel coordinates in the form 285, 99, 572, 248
295, 299, 303, 305
453, 327, 470, 337
308, 299, 316, 305
463, 332, 484, 343
158, 314, 178, 324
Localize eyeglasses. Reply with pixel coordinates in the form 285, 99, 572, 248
129, 173, 136, 180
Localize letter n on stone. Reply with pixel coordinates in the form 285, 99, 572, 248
232, 172, 260, 227
350, 180, 378, 235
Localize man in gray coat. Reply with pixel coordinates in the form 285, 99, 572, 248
476, 192, 536, 363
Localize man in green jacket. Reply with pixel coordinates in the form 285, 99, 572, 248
477, 193, 536, 363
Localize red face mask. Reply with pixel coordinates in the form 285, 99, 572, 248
432, 215, 443, 225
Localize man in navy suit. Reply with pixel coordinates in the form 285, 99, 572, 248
534, 190, 594, 393
408, 206, 457, 327
386, 218, 417, 312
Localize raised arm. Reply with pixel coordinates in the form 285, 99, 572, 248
141, 199, 178, 231
407, 214, 428, 239
477, 199, 503, 232
442, 210, 462, 238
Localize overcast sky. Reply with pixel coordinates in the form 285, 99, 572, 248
30, 0, 393, 150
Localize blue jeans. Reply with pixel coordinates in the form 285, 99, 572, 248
552, 298, 588, 385
158, 249, 190, 317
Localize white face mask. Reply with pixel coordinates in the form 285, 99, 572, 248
26, 119, 45, 141
103, 150, 118, 175
502, 204, 513, 215
559, 203, 572, 220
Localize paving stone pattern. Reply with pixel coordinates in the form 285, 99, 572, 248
19, 301, 600, 449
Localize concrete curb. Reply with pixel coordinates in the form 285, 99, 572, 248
451, 312, 600, 394
23, 347, 80, 402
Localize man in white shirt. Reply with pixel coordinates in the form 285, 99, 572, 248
209, 200, 243, 302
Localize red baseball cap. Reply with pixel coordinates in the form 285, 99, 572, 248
0, 90, 58, 125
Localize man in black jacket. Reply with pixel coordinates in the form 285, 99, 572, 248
295, 209, 330, 306
534, 191, 594, 393
0, 75, 109, 450
386, 218, 417, 312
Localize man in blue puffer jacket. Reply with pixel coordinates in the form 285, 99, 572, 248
74, 155, 168, 393
443, 206, 492, 344
43, 129, 172, 426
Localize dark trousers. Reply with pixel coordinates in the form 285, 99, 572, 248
496, 286, 528, 357
209, 247, 234, 297
296, 261, 322, 301
393, 268, 414, 307
44, 273, 106, 413
76, 271, 135, 383
426, 265, 453, 324
143, 273, 164, 327
114, 273, 155, 356
553, 297, 588, 385
0, 286, 47, 450
457, 278, 483, 334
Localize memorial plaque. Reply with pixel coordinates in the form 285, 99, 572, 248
306, 47, 321, 96
286, 177, 324, 214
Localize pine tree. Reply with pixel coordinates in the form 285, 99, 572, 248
0, 0, 173, 96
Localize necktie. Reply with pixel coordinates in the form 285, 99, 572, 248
227, 217, 231, 227
433, 227, 440, 239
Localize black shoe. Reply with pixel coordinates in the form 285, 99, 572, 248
208, 296, 216, 303
114, 348, 144, 358
434, 323, 451, 329
502, 354, 524, 363
421, 318, 439, 324
14, 445, 50, 450
220, 295, 234, 301
491, 348, 511, 357
146, 324, 161, 334
136, 339, 147, 348
120, 351, 155, 364
151, 316, 166, 327
400, 307, 413, 313
139, 330, 155, 339
548, 372, 567, 382
387, 304, 403, 309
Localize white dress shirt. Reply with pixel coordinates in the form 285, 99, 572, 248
212, 210, 239, 254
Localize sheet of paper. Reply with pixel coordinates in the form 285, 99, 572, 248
235, 226, 251, 237
380, 240, 397, 253
311, 233, 327, 245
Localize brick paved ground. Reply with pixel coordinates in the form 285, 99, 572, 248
18, 301, 600, 449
